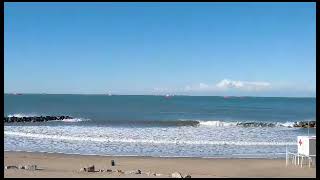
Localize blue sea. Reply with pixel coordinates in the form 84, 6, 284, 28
4, 94, 316, 158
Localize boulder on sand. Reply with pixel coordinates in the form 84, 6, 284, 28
135, 169, 142, 174
106, 169, 113, 172
86, 165, 95, 172
5, 165, 18, 170
171, 172, 183, 178
185, 174, 192, 178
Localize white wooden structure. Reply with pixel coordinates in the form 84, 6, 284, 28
286, 136, 316, 168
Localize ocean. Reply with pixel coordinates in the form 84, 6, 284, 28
4, 94, 316, 158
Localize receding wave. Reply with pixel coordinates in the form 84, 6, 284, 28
4, 131, 295, 146
93, 120, 201, 127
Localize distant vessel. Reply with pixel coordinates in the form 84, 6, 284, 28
164, 94, 171, 99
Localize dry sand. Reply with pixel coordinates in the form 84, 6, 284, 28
4, 151, 316, 178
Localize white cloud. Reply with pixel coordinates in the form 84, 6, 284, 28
154, 79, 272, 95
216, 79, 271, 91
183, 79, 271, 92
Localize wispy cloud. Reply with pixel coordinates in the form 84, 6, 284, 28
154, 79, 272, 94
215, 79, 271, 91
183, 79, 271, 92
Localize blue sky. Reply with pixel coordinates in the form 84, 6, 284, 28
4, 2, 316, 97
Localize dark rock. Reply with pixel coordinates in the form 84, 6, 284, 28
86, 165, 95, 172
117, 169, 125, 175
293, 121, 316, 128
185, 174, 192, 178
236, 121, 316, 128
5, 165, 18, 170
116, 169, 124, 173
4, 115, 74, 123
135, 169, 142, 174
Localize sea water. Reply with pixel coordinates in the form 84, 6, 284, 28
4, 94, 316, 158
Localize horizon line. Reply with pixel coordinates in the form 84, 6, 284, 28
4, 93, 316, 98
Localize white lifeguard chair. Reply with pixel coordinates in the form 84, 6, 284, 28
286, 136, 316, 168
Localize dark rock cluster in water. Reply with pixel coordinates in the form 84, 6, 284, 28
293, 121, 316, 128
236, 122, 276, 127
3, 116, 72, 123
236, 121, 316, 128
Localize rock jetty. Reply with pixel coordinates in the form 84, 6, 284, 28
4, 115, 73, 123
293, 121, 316, 128
236, 121, 316, 128
236, 122, 276, 127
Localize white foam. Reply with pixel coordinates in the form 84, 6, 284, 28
60, 118, 89, 123
7, 113, 39, 118
198, 121, 237, 127
277, 122, 295, 127
4, 131, 295, 146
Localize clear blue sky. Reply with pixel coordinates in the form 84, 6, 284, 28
4, 2, 316, 97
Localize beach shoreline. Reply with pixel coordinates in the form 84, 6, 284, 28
4, 151, 316, 178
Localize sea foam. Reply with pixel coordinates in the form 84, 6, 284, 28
4, 131, 295, 146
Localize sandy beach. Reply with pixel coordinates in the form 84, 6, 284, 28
4, 151, 316, 178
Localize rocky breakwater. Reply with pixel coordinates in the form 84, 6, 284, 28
236, 121, 316, 128
236, 122, 276, 127
4, 115, 73, 123
293, 121, 316, 128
